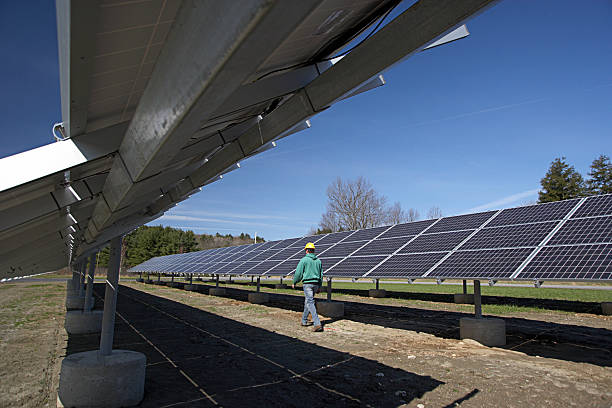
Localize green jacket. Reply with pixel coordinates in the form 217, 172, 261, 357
293, 253, 322, 286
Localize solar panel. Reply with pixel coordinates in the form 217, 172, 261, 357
343, 226, 389, 242
571, 194, 612, 218
487, 199, 579, 227
378, 219, 436, 239
368, 253, 448, 277
461, 222, 557, 250
353, 237, 411, 256
399, 230, 473, 253
519, 244, 612, 280
315, 231, 354, 245
547, 217, 612, 245
318, 241, 368, 257
325, 256, 387, 277
244, 260, 282, 275
431, 248, 534, 279
128, 195, 612, 282
426, 211, 496, 233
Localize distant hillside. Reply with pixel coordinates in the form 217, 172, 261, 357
196, 232, 265, 250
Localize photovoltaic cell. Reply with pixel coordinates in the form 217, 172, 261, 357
487, 199, 579, 227
399, 230, 473, 254
315, 231, 353, 245
318, 241, 368, 257
275, 237, 301, 249
256, 241, 281, 250
343, 226, 390, 242
267, 259, 299, 275
378, 219, 436, 239
519, 244, 612, 280
427, 211, 496, 233
368, 252, 448, 277
547, 217, 612, 245
461, 222, 557, 250
270, 247, 303, 260
353, 237, 412, 256
231, 262, 259, 275
249, 250, 279, 262
432, 248, 534, 279
244, 260, 282, 275
571, 195, 612, 218
325, 256, 387, 277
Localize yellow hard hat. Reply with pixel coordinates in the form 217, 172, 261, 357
304, 242, 315, 250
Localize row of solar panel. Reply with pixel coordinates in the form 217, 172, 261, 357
129, 195, 612, 281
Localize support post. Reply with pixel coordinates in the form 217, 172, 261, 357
280, 276, 283, 285
251, 276, 254, 284
463, 280, 467, 294
474, 280, 482, 319
99, 236, 122, 356
83, 253, 96, 312
157, 273, 161, 282
171, 274, 174, 283
215, 274, 219, 287
375, 279, 379, 290
248, 276, 269, 304
327, 277, 332, 301
79, 263, 86, 296
189, 274, 193, 284
256, 276, 261, 292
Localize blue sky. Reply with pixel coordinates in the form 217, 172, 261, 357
1, 1, 611, 240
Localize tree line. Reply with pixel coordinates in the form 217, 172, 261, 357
313, 154, 611, 233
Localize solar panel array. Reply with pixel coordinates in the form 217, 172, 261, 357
129, 194, 612, 281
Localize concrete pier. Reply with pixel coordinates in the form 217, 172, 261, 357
368, 289, 386, 298
602, 302, 612, 315
460, 317, 506, 346
317, 301, 344, 318
64, 310, 104, 334
454, 293, 475, 304
209, 287, 226, 296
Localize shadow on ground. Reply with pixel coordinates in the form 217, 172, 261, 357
65, 283, 443, 407
171, 281, 612, 367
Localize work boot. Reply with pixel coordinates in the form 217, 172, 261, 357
312, 325, 323, 332
301, 322, 313, 327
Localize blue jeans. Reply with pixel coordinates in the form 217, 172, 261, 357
302, 284, 321, 326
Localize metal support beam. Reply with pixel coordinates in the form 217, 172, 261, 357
157, 273, 161, 282
463, 279, 467, 294
79, 263, 86, 296
474, 280, 482, 319
99, 235, 122, 356
215, 274, 219, 287
375, 279, 379, 290
256, 276, 261, 292
83, 253, 96, 312
189, 274, 193, 284
327, 277, 332, 302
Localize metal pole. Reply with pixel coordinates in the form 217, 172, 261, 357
280, 276, 283, 285
99, 236, 122, 356
327, 278, 332, 301
190, 274, 193, 284
375, 279, 379, 290
171, 274, 174, 282
256, 276, 261, 292
78, 262, 86, 296
157, 273, 161, 282
251, 276, 254, 284
83, 253, 96, 312
474, 280, 482, 319
72, 263, 81, 289
215, 274, 219, 287
463, 279, 467, 294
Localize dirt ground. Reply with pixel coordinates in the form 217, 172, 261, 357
0, 279, 611, 407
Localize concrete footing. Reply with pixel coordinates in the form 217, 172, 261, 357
64, 310, 103, 334
368, 289, 387, 298
602, 302, 612, 315
316, 301, 344, 318
168, 282, 182, 288
460, 317, 506, 346
153, 280, 164, 285
145, 279, 154, 284
274, 284, 287, 289
135, 278, 144, 283
248, 282, 257, 286
454, 293, 475, 304
65, 295, 86, 311
248, 292, 269, 304
58, 350, 146, 408
184, 284, 198, 291
209, 287, 226, 296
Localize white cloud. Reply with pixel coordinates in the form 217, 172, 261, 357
466, 189, 539, 213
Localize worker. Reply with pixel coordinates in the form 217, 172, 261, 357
292, 242, 323, 332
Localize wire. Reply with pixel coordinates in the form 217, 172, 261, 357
254, 3, 398, 82
52, 122, 67, 142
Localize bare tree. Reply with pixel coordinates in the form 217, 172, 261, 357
386, 202, 408, 225
407, 208, 420, 222
427, 206, 442, 219
319, 177, 415, 231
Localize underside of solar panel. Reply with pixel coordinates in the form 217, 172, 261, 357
129, 194, 612, 282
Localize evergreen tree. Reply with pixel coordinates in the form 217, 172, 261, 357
586, 154, 612, 195
538, 157, 586, 203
